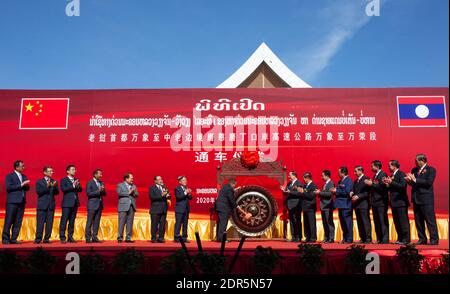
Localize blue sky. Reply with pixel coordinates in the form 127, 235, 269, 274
0, 0, 448, 89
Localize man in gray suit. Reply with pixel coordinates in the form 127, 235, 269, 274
117, 173, 138, 243
314, 170, 335, 243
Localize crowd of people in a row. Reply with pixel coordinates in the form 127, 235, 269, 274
1, 153, 440, 246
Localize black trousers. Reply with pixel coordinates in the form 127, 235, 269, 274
85, 208, 102, 240
216, 210, 230, 241
338, 208, 353, 242
59, 206, 78, 241
413, 204, 439, 242
1, 202, 25, 243
303, 209, 317, 241
174, 209, 189, 240
354, 208, 372, 242
288, 206, 302, 240
150, 212, 167, 240
392, 206, 410, 243
372, 205, 389, 243
35, 208, 55, 242
321, 208, 335, 241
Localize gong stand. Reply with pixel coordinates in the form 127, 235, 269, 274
216, 157, 288, 239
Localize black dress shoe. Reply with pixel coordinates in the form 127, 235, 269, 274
125, 239, 135, 243
85, 240, 92, 243
43, 240, 50, 244
67, 239, 77, 243
117, 240, 123, 243
151, 239, 157, 243
60, 240, 67, 244
429, 240, 439, 245
157, 239, 165, 243
10, 241, 21, 244
415, 240, 428, 245
34, 240, 41, 244
321, 239, 328, 243
328, 240, 335, 243
183, 239, 190, 243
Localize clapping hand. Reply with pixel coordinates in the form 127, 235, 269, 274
364, 179, 373, 186
405, 173, 416, 183
296, 187, 304, 193
330, 187, 336, 193
22, 179, 30, 187
313, 189, 320, 195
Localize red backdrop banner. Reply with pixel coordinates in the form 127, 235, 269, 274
0, 88, 448, 215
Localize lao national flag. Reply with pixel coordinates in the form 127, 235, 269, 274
397, 96, 447, 127
19, 98, 70, 129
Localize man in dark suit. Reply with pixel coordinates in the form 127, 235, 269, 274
331, 166, 353, 244
314, 170, 335, 243
85, 169, 106, 243
351, 166, 372, 244
35, 166, 59, 244
59, 165, 82, 243
297, 172, 317, 243
149, 175, 170, 243
2, 160, 30, 244
174, 175, 192, 242
383, 160, 410, 244
406, 154, 439, 245
215, 178, 251, 242
281, 171, 303, 242
365, 160, 389, 244
117, 173, 138, 243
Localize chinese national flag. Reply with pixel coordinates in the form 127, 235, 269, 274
19, 98, 70, 129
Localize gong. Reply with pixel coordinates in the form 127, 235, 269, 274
230, 185, 278, 237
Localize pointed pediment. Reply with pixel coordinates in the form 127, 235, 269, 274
217, 42, 311, 88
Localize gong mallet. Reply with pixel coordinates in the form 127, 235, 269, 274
195, 231, 203, 252
227, 235, 246, 273
178, 236, 197, 274
220, 232, 227, 256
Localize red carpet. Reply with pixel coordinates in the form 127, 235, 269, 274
1, 239, 448, 274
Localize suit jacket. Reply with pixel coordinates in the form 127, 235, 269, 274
60, 177, 82, 208
387, 170, 409, 208
335, 176, 353, 209
410, 165, 436, 206
86, 179, 106, 211
318, 180, 334, 210
36, 178, 59, 210
5, 172, 29, 204
174, 185, 192, 213
369, 171, 389, 207
283, 179, 303, 210
299, 181, 317, 211
117, 182, 138, 212
352, 175, 370, 209
215, 183, 237, 214
149, 184, 169, 214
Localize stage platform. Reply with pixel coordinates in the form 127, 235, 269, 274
0, 210, 448, 242
1, 239, 448, 274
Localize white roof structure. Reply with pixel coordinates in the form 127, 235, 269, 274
217, 42, 311, 88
